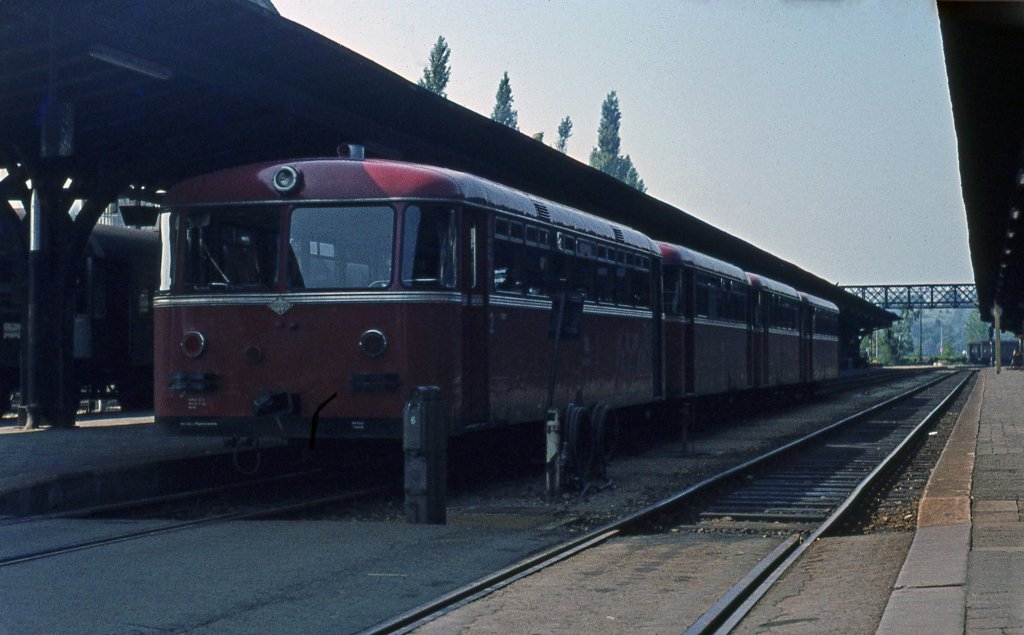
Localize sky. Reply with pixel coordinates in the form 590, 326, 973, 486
270, 0, 973, 286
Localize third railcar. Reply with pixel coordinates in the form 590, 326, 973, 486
154, 156, 838, 439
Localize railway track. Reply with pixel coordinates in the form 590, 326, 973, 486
360, 369, 970, 634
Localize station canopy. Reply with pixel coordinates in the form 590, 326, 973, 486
0, 0, 893, 329
939, 2, 1024, 333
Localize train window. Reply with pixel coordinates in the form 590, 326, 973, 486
815, 310, 838, 337
401, 206, 457, 289
525, 225, 538, 245
614, 266, 631, 305
695, 273, 718, 318
663, 266, 683, 316
576, 256, 597, 300
494, 238, 523, 294
182, 206, 279, 291
632, 269, 651, 308
557, 233, 576, 254
595, 264, 614, 303
523, 247, 549, 296
495, 217, 510, 239
509, 222, 524, 243
769, 295, 800, 331
577, 241, 595, 259
537, 229, 550, 248
288, 205, 393, 290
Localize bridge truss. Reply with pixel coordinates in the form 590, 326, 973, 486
841, 284, 978, 311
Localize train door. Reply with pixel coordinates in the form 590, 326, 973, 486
750, 289, 766, 388
651, 261, 663, 398
460, 206, 488, 425
800, 305, 812, 383
683, 266, 696, 394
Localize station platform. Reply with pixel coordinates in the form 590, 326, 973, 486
878, 367, 1024, 634
0, 411, 237, 513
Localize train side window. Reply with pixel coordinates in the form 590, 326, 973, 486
663, 266, 682, 315
525, 225, 539, 245
509, 222, 524, 242
523, 246, 548, 296
495, 218, 510, 239
401, 206, 457, 289
632, 268, 651, 308
696, 273, 720, 318
595, 263, 614, 303
614, 266, 631, 305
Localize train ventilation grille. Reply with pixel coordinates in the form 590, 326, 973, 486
612, 227, 625, 243
533, 202, 551, 222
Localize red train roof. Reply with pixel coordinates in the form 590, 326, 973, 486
656, 241, 748, 282
166, 158, 657, 253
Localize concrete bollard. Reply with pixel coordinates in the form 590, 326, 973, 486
403, 387, 446, 524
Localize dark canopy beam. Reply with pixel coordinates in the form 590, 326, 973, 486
939, 2, 1024, 333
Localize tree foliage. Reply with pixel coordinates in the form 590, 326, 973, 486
555, 116, 573, 153
589, 91, 646, 192
491, 72, 519, 130
418, 36, 451, 98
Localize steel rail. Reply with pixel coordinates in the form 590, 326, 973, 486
361, 370, 957, 635
685, 370, 973, 635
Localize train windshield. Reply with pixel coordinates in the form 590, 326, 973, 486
180, 207, 280, 292
287, 206, 394, 289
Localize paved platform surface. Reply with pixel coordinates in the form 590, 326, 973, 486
0, 411, 231, 496
878, 367, 1024, 634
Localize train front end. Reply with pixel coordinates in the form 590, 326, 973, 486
155, 159, 466, 440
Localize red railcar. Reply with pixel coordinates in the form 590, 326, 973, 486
800, 292, 840, 383
155, 157, 659, 439
747, 273, 802, 388
659, 242, 751, 397
155, 155, 840, 441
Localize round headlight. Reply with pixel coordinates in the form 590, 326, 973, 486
181, 330, 207, 358
272, 165, 302, 194
359, 329, 388, 358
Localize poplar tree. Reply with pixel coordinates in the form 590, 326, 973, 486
555, 116, 573, 153
491, 72, 519, 130
418, 36, 451, 98
589, 91, 646, 192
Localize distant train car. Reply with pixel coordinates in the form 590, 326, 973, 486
747, 274, 802, 388
967, 339, 1017, 366
0, 225, 160, 414
800, 292, 840, 383
154, 155, 839, 441
659, 242, 750, 396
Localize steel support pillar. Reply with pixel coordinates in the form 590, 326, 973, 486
20, 167, 72, 428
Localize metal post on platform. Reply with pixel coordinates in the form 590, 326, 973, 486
994, 304, 1003, 374
545, 408, 561, 498
403, 386, 446, 524
680, 401, 694, 456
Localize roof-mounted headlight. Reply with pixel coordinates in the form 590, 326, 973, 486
272, 165, 302, 195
